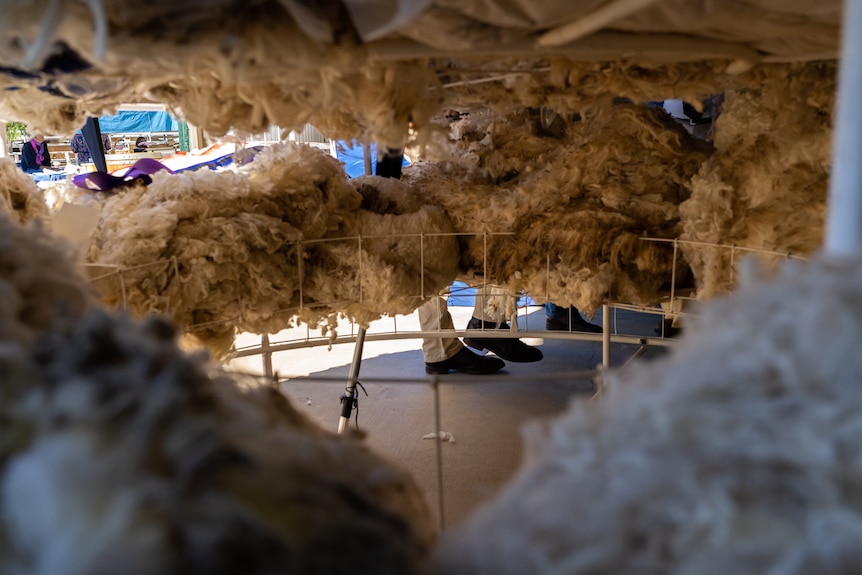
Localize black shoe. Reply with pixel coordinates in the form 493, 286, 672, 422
463, 317, 543, 363
546, 315, 603, 333
654, 319, 682, 337
425, 346, 506, 375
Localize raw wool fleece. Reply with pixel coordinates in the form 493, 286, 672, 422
434, 252, 862, 575
437, 57, 733, 125
0, 171, 435, 575
404, 103, 711, 315
680, 62, 835, 300
0, 211, 98, 346
0, 311, 436, 575
0, 1, 440, 147
86, 143, 359, 355
0, 157, 50, 223
0, 1, 832, 146
85, 143, 459, 357
305, 175, 459, 325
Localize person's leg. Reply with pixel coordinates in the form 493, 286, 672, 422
545, 302, 567, 321
656, 298, 684, 337
545, 303, 602, 333
472, 283, 511, 326
418, 296, 504, 374
417, 295, 464, 363
464, 284, 543, 362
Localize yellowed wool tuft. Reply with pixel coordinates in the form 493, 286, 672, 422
0, 211, 98, 346
405, 103, 710, 314
0, 157, 50, 224
84, 144, 459, 357
436, 253, 862, 575
680, 62, 834, 301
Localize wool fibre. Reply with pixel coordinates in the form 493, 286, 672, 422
680, 62, 834, 300
85, 143, 459, 356
0, 157, 50, 223
0, 209, 436, 575
405, 103, 710, 314
0, 211, 97, 346
435, 252, 862, 574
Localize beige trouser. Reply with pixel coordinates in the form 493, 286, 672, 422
417, 295, 464, 363
471, 284, 515, 326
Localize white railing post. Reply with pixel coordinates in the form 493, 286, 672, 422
824, 0, 862, 256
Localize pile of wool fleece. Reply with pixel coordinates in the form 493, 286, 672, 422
0, 232, 435, 575
405, 103, 711, 315
86, 143, 458, 356
680, 61, 835, 300
0, 1, 440, 148
437, 57, 734, 125
0, 157, 50, 223
0, 211, 98, 345
434, 252, 862, 574
306, 174, 459, 325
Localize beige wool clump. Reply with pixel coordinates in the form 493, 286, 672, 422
405, 103, 711, 315
0, 157, 50, 223
0, 2, 839, 145
86, 143, 359, 355
305, 174, 460, 327
86, 143, 459, 357
434, 252, 862, 574
0, 1, 441, 147
0, 211, 98, 346
680, 62, 835, 300
0, 220, 436, 575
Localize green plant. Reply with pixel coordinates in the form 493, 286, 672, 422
5, 121, 27, 143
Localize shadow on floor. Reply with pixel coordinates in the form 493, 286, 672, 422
269, 306, 675, 529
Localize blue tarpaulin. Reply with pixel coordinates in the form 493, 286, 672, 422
335, 140, 410, 178
97, 110, 178, 133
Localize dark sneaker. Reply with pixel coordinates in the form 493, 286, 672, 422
546, 315, 603, 333
425, 346, 506, 375
463, 317, 543, 363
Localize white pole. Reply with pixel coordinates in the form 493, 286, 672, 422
0, 122, 7, 157
824, 0, 862, 256
602, 304, 611, 369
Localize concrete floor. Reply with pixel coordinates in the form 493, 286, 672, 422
225, 305, 672, 531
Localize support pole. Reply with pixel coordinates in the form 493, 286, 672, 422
0, 121, 7, 158
81, 117, 107, 173
337, 144, 405, 433
824, 0, 862, 256
261, 333, 273, 382
363, 143, 373, 176
602, 304, 611, 369
337, 329, 366, 433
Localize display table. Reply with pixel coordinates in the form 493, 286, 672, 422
30, 169, 68, 183
103, 151, 165, 172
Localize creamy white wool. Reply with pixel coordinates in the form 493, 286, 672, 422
0, 211, 97, 346
84, 144, 460, 356
435, 252, 862, 575
0, 157, 50, 224
0, 309, 435, 575
2, 432, 170, 575
405, 103, 710, 315
0, 2, 840, 143
0, 194, 434, 574
680, 62, 834, 301
85, 143, 359, 355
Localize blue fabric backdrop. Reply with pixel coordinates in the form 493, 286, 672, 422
447, 281, 537, 307
97, 111, 179, 133
335, 140, 410, 178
